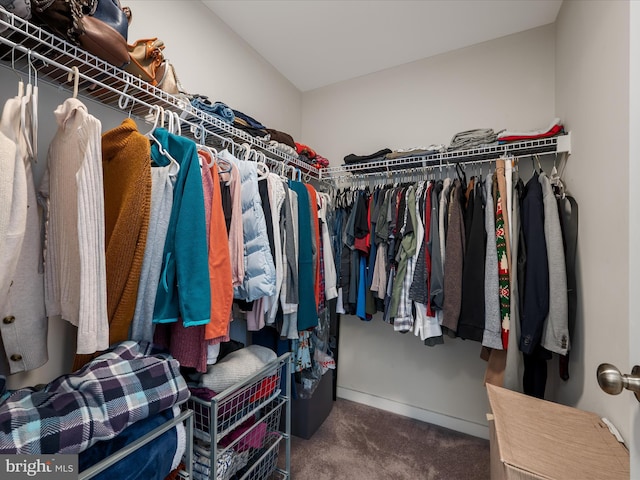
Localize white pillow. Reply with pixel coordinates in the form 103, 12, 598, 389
199, 345, 277, 393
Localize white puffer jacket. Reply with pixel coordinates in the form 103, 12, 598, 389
219, 150, 276, 302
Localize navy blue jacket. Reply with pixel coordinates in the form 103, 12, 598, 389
519, 173, 549, 354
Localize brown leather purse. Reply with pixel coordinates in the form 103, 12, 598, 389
124, 37, 165, 85
31, 0, 130, 67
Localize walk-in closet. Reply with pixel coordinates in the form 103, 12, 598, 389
0, 1, 637, 479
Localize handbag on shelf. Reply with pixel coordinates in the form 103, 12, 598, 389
157, 60, 191, 101
125, 38, 192, 103
124, 37, 165, 85
30, 0, 130, 67
89, 0, 129, 39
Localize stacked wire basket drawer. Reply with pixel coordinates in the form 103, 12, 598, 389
186, 353, 292, 480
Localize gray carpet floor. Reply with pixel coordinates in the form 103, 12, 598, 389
281, 398, 490, 480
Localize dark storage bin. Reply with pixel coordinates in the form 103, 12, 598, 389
290, 370, 334, 439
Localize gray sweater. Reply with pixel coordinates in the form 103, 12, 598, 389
539, 172, 569, 355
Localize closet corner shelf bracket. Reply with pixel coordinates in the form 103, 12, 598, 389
0, 9, 321, 180
317, 133, 572, 181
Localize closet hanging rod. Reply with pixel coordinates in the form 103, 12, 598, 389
0, 36, 161, 114
330, 147, 569, 186
0, 9, 322, 180
0, 12, 187, 109
0, 38, 314, 177
319, 134, 571, 180
179, 115, 301, 174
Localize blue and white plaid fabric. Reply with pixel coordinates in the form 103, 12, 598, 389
0, 341, 189, 454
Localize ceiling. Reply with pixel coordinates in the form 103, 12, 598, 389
202, 0, 563, 92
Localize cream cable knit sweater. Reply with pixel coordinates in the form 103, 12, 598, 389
40, 98, 108, 354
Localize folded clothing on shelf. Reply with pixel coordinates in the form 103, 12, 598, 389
314, 154, 330, 169
448, 128, 499, 151
266, 128, 296, 149
233, 109, 269, 138
385, 145, 446, 159
497, 118, 565, 143
188, 96, 235, 124
269, 140, 298, 158
298, 153, 314, 165
343, 148, 392, 165
232, 109, 266, 130
295, 142, 316, 159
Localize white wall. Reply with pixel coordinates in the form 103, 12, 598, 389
629, 1, 640, 473
0, 0, 302, 389
552, 0, 632, 445
302, 24, 556, 167
126, 0, 302, 139
301, 25, 556, 435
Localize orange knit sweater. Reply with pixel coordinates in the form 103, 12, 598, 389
74, 118, 151, 369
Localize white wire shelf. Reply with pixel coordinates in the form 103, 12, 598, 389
319, 134, 572, 180
0, 10, 320, 179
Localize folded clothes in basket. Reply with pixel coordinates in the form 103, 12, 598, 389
199, 345, 277, 393
193, 447, 237, 480
219, 417, 268, 452
189, 374, 279, 433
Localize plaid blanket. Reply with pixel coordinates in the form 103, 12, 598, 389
0, 341, 189, 454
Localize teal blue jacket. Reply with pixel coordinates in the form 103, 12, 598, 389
288, 180, 318, 331
151, 128, 211, 327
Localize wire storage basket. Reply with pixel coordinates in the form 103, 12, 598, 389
186, 353, 291, 480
